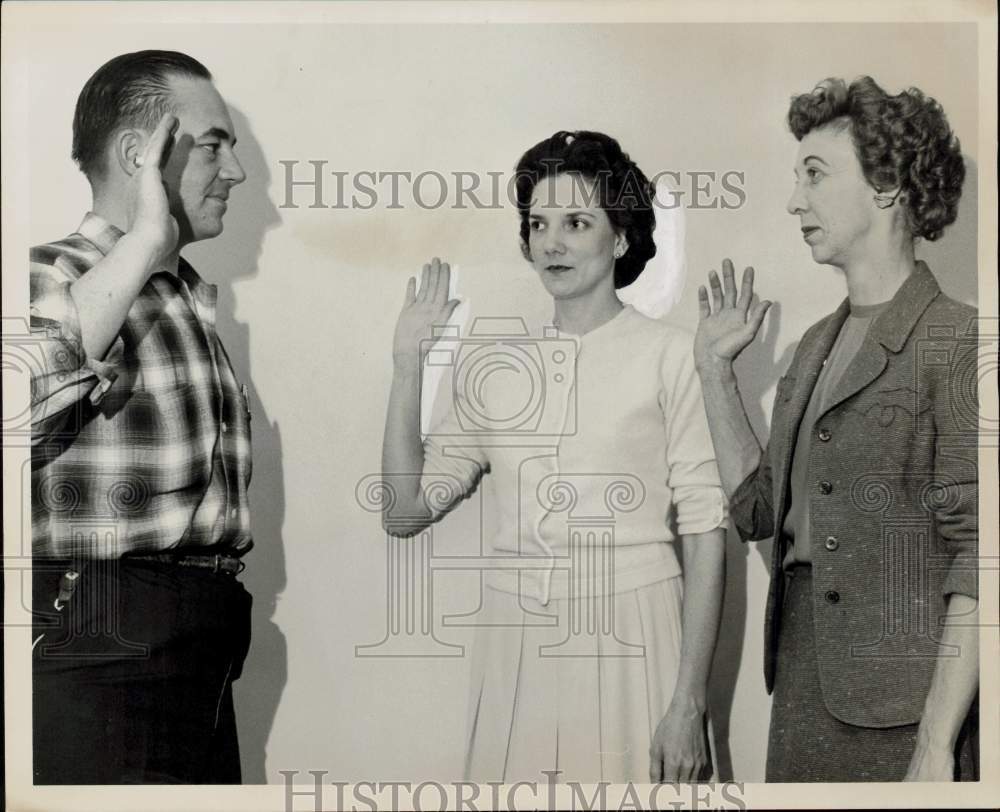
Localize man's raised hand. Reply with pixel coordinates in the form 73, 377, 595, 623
127, 113, 180, 266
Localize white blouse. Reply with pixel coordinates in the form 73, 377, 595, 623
420, 305, 727, 605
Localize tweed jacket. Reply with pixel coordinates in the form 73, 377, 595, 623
730, 262, 978, 728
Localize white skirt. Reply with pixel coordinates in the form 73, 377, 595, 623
462, 573, 713, 783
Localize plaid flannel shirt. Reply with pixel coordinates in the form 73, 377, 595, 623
30, 213, 253, 559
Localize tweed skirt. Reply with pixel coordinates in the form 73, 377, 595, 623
766, 565, 978, 782
462, 573, 715, 784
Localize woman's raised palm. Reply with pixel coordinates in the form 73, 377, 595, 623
694, 258, 771, 369
392, 257, 461, 372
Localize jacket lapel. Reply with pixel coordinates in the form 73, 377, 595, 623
820, 261, 941, 417
819, 327, 889, 415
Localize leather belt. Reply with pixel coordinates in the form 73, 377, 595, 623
126, 552, 245, 576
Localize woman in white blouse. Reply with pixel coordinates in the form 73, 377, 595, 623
381, 131, 727, 784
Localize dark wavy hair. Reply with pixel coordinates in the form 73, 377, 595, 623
787, 76, 964, 241
73, 50, 212, 181
514, 131, 656, 288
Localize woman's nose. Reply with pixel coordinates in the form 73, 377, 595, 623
543, 230, 566, 254
786, 182, 806, 215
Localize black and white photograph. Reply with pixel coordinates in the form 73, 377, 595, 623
2, 1, 997, 810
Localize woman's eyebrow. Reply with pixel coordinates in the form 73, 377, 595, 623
802, 155, 831, 166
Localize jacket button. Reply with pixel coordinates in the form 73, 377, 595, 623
824, 536, 839, 551
825, 590, 840, 604
818, 480, 833, 494
818, 428, 831, 442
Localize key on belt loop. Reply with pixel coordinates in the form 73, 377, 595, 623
54, 569, 80, 611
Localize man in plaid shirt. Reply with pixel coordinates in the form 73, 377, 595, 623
31, 51, 253, 784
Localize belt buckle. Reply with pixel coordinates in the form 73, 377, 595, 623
212, 554, 244, 576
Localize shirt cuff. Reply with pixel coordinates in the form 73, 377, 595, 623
673, 484, 728, 536
728, 467, 772, 542
31, 281, 121, 405
419, 438, 483, 521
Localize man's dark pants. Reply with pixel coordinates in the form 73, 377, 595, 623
32, 557, 252, 784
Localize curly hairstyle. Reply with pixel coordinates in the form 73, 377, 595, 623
787, 76, 964, 241
514, 131, 656, 288
73, 50, 212, 181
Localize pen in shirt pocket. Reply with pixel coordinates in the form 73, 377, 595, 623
241, 383, 252, 421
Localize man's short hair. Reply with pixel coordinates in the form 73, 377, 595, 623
72, 50, 212, 181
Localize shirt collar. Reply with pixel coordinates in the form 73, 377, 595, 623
178, 257, 218, 316
76, 212, 125, 256
869, 261, 941, 353
76, 211, 219, 321
550, 303, 635, 339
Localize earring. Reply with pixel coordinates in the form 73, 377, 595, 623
873, 188, 901, 209
613, 245, 625, 259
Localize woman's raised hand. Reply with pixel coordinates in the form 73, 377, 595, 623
694, 259, 771, 372
392, 257, 461, 373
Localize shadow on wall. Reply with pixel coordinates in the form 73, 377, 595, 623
917, 155, 978, 307
702, 298, 794, 782
183, 105, 285, 784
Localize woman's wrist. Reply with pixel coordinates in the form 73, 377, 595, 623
694, 354, 737, 383
668, 686, 708, 716
915, 719, 959, 754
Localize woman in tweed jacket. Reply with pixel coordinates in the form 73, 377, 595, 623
694, 77, 978, 781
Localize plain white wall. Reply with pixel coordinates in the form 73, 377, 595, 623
17, 20, 978, 783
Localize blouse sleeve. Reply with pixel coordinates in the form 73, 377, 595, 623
419, 377, 490, 523
658, 330, 728, 536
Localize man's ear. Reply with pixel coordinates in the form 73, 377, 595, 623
114, 129, 144, 177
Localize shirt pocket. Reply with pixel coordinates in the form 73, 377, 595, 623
845, 386, 933, 466
850, 386, 929, 426
126, 383, 207, 490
